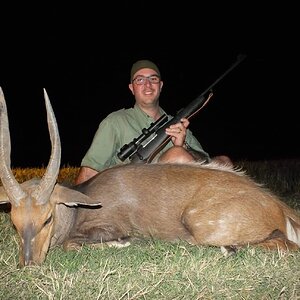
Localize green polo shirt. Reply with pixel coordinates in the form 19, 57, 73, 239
81, 104, 210, 171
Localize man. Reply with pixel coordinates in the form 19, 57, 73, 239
75, 60, 232, 184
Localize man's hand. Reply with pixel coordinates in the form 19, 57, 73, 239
165, 118, 189, 146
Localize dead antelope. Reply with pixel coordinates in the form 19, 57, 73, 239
0, 87, 299, 268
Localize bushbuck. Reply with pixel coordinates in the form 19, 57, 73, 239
0, 87, 299, 268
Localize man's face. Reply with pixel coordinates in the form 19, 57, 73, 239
129, 68, 163, 107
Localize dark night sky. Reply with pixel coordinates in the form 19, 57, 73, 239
1, 4, 299, 167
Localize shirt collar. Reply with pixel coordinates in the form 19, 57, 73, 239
133, 104, 167, 121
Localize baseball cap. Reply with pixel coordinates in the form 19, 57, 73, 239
130, 60, 161, 81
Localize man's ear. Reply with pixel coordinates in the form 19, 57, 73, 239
160, 81, 163, 91
128, 83, 134, 95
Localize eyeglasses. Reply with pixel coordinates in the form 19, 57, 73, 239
132, 75, 161, 85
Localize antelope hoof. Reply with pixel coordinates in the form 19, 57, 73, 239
220, 245, 237, 257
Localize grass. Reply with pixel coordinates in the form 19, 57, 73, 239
0, 159, 300, 299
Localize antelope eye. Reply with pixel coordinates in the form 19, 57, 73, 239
44, 215, 53, 227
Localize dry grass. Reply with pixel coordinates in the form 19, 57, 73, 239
12, 165, 80, 185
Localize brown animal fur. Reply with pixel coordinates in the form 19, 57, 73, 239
68, 162, 300, 253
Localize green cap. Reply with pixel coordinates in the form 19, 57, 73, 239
130, 60, 161, 81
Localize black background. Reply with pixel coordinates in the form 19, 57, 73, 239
1, 4, 298, 167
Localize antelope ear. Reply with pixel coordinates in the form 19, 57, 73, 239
0, 186, 9, 204
51, 184, 102, 207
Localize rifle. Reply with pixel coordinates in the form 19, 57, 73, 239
117, 113, 168, 162
118, 54, 247, 164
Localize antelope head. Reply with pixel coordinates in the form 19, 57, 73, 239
0, 87, 61, 266
0, 87, 103, 267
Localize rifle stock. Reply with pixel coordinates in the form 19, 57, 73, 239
128, 54, 247, 164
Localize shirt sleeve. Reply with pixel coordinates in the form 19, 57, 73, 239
185, 129, 211, 161
80, 117, 122, 171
